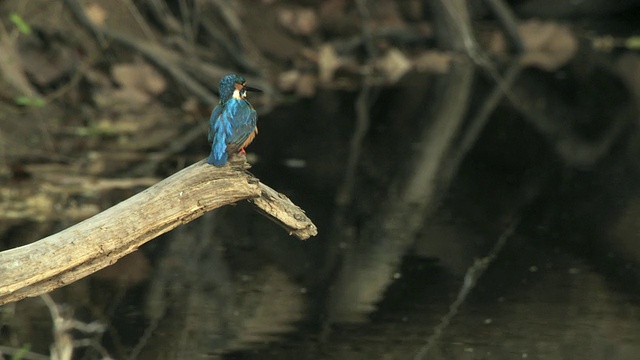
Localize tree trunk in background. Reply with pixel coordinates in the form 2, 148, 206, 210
328, 0, 477, 322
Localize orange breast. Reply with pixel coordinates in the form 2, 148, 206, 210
240, 127, 258, 150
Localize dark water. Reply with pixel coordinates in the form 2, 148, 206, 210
219, 155, 640, 359
194, 48, 640, 358
109, 71, 640, 359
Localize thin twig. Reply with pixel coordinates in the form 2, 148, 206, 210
120, 0, 158, 43
335, 0, 375, 207
319, 0, 378, 339
440, 0, 485, 64
42, 294, 111, 360
413, 217, 521, 360
208, 0, 263, 73
441, 0, 520, 105
439, 61, 525, 189
178, 0, 193, 43
64, 0, 217, 104
41, 293, 74, 360
483, 0, 524, 53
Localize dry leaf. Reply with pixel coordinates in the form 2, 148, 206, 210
278, 69, 301, 92
111, 62, 166, 104
519, 20, 578, 71
318, 44, 342, 83
296, 73, 317, 97
377, 48, 412, 83
277, 7, 318, 36
84, 3, 108, 26
415, 50, 452, 74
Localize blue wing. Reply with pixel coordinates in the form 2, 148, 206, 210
207, 104, 232, 166
207, 99, 258, 167
207, 104, 223, 143
226, 99, 258, 153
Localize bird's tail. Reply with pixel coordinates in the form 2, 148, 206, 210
208, 151, 227, 167
208, 129, 229, 167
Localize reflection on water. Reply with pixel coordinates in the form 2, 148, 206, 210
218, 70, 640, 358
227, 225, 640, 359
115, 72, 639, 358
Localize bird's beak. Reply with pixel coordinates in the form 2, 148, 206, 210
243, 85, 263, 93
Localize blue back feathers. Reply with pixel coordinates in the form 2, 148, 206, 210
207, 74, 259, 167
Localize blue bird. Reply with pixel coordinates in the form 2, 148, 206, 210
207, 74, 262, 167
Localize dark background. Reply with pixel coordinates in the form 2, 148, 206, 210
2, 0, 640, 359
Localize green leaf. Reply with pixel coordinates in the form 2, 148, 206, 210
9, 13, 31, 35
625, 36, 640, 50
11, 343, 31, 360
14, 96, 46, 107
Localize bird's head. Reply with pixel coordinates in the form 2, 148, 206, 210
218, 74, 262, 103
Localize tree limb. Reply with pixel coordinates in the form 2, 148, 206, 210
250, 182, 318, 240
0, 160, 316, 305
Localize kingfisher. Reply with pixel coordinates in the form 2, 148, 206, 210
207, 74, 262, 167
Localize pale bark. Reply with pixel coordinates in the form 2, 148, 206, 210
0, 160, 317, 305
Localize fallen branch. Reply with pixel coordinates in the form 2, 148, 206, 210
0, 160, 316, 305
